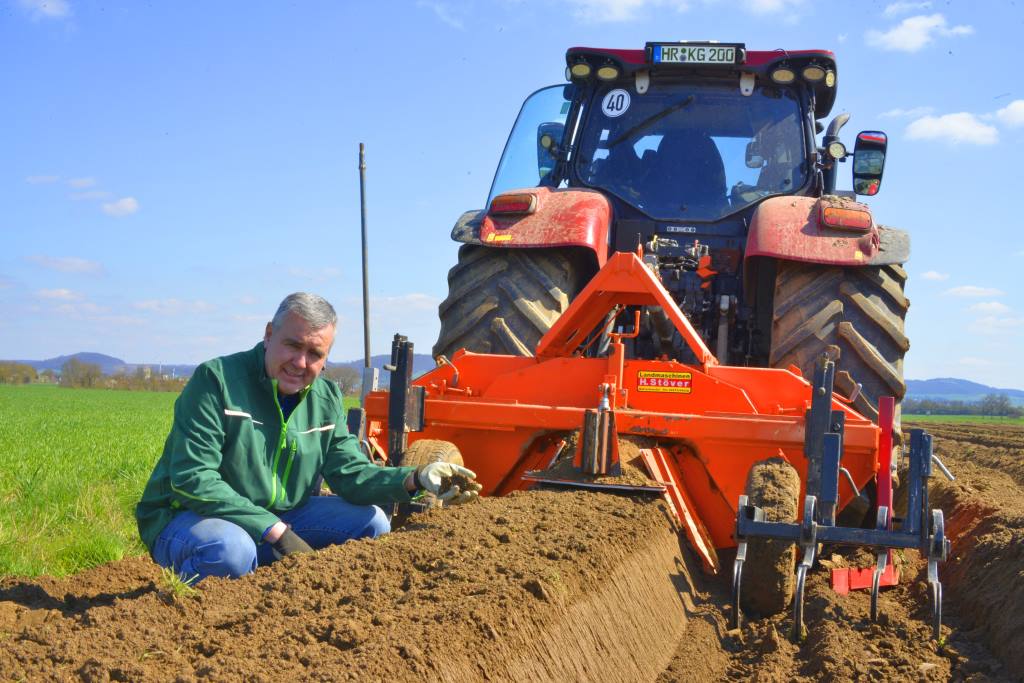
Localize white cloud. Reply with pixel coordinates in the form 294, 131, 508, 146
945, 285, 1005, 297
26, 255, 104, 274
416, 1, 465, 29
17, 0, 70, 19
36, 288, 82, 301
238, 295, 259, 305
920, 270, 949, 281
67, 177, 97, 188
970, 302, 1011, 314
564, 0, 689, 22
906, 113, 998, 145
973, 316, 1024, 335
371, 293, 441, 311
133, 299, 215, 314
26, 174, 60, 184
69, 190, 112, 201
957, 356, 992, 367
746, 0, 805, 14
837, 34, 847, 44
865, 14, 973, 52
879, 106, 933, 119
996, 100, 1024, 128
883, 1, 931, 16
101, 197, 139, 216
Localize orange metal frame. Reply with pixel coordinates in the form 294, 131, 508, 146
364, 251, 881, 569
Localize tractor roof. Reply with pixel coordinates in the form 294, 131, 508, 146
566, 44, 838, 119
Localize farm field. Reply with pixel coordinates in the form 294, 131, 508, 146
0, 385, 174, 577
1, 418, 1022, 680
903, 414, 1024, 425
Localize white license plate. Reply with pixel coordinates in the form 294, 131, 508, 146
653, 44, 735, 65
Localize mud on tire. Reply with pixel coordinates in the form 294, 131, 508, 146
433, 245, 586, 359
741, 458, 801, 617
769, 261, 909, 428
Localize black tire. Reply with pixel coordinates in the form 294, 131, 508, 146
741, 458, 801, 616
769, 261, 909, 428
433, 245, 585, 359
400, 439, 464, 510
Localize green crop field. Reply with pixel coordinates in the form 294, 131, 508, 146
0, 384, 176, 577
904, 414, 1024, 425
0, 384, 360, 578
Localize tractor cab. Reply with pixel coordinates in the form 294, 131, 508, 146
489, 43, 884, 232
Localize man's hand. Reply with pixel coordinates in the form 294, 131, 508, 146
271, 528, 314, 560
415, 462, 483, 505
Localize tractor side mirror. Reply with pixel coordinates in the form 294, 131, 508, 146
745, 140, 764, 168
852, 131, 887, 196
537, 121, 565, 180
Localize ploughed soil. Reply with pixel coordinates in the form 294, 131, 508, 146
2, 422, 1022, 682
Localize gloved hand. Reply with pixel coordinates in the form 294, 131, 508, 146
415, 462, 483, 505
271, 528, 314, 560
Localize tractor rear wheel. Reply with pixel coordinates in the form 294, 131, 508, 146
769, 261, 910, 427
741, 458, 801, 617
433, 246, 586, 359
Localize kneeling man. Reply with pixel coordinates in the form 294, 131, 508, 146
136, 292, 478, 581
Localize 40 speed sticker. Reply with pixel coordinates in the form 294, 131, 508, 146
637, 370, 692, 394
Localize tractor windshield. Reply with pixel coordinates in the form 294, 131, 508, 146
576, 82, 808, 221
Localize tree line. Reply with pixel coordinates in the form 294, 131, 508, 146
1, 359, 365, 396
903, 393, 1022, 418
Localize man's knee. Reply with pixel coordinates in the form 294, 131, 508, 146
364, 505, 391, 538
192, 521, 257, 579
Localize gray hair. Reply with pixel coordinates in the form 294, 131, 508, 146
271, 292, 337, 331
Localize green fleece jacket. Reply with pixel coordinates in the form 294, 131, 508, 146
135, 342, 415, 551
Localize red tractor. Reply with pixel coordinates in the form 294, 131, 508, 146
433, 42, 907, 439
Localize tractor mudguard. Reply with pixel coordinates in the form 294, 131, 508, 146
745, 195, 910, 266
448, 187, 611, 267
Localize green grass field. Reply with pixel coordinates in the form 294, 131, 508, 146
0, 384, 175, 577
903, 414, 1024, 425
0, 384, 360, 578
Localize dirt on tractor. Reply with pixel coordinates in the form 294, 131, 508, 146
2, 422, 1022, 682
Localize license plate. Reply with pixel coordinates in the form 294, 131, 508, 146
650, 43, 738, 65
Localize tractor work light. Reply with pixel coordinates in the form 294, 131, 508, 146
489, 192, 537, 216
821, 206, 872, 231
824, 70, 836, 87
770, 66, 796, 84
596, 63, 620, 80
570, 61, 593, 78
827, 141, 847, 160
802, 64, 826, 82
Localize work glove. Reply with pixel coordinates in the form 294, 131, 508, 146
415, 462, 483, 505
271, 528, 314, 560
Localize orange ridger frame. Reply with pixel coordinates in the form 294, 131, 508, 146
363, 251, 881, 574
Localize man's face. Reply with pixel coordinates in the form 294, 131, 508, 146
263, 312, 335, 395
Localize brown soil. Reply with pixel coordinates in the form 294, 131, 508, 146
2, 421, 1021, 682
438, 473, 475, 496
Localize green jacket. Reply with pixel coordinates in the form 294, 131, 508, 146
135, 342, 414, 551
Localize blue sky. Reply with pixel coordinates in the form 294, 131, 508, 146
2, 0, 1022, 388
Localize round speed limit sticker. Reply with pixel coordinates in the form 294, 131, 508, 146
601, 89, 630, 118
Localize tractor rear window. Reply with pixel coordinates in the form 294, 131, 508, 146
575, 82, 808, 221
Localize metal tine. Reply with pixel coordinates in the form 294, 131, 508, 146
927, 509, 947, 640
870, 506, 890, 622
790, 496, 818, 642
731, 494, 752, 630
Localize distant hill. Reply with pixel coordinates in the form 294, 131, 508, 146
330, 353, 436, 379
9, 353, 196, 378
905, 378, 1024, 405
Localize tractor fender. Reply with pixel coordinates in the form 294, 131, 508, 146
745, 195, 910, 266
449, 187, 611, 267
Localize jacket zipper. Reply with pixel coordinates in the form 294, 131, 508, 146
268, 382, 310, 508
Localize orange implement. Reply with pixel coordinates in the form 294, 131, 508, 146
364, 252, 881, 573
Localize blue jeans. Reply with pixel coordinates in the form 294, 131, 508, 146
151, 496, 390, 582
